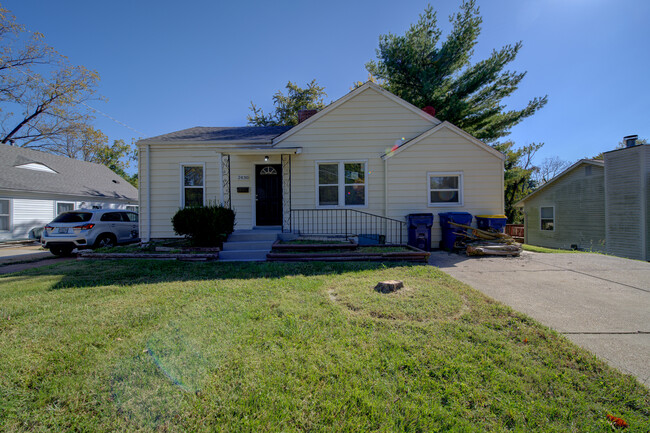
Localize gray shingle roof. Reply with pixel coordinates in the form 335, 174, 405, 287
138, 126, 293, 144
0, 144, 138, 201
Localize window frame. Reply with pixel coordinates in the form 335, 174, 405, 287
315, 160, 368, 208
55, 201, 75, 216
180, 163, 206, 208
0, 198, 10, 232
427, 171, 463, 207
126, 205, 139, 213
540, 206, 555, 231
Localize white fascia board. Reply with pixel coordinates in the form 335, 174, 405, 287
136, 140, 275, 147
272, 82, 442, 145
381, 121, 505, 161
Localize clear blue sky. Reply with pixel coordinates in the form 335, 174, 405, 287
6, 0, 650, 174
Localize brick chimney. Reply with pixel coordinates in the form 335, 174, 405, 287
298, 109, 318, 123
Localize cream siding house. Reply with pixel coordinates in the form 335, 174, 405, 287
138, 82, 505, 249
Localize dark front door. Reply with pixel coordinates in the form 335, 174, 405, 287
255, 164, 282, 226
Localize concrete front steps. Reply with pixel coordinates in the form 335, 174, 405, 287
219, 228, 281, 262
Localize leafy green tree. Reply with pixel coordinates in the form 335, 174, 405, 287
0, 4, 102, 154
365, 1, 547, 143
91, 138, 137, 186
63, 126, 137, 186
247, 80, 327, 126
493, 141, 542, 223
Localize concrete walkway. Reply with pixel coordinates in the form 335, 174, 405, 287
430, 250, 650, 387
0, 243, 54, 264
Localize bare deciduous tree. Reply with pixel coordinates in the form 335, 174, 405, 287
533, 156, 571, 185
0, 5, 103, 155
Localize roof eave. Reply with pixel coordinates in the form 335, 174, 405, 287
272, 82, 442, 145
381, 121, 505, 161
515, 159, 604, 206
137, 139, 277, 146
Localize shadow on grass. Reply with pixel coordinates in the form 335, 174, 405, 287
0, 258, 419, 290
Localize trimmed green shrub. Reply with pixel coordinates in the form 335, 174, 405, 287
171, 203, 235, 246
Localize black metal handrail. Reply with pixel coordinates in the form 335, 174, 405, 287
289, 208, 405, 244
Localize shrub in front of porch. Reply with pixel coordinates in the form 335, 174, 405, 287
171, 203, 235, 246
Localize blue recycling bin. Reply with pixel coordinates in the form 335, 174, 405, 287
438, 212, 473, 250
474, 215, 508, 233
407, 213, 434, 251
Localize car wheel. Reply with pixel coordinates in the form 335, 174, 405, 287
94, 234, 116, 249
50, 246, 74, 256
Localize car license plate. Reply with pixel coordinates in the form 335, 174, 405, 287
57, 228, 69, 234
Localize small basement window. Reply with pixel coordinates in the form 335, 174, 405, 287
0, 199, 9, 231
540, 206, 555, 231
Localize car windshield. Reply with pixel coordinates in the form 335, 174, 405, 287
52, 212, 93, 223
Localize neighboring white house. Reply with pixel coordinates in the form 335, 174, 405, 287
0, 144, 139, 241
137, 82, 505, 249
516, 138, 650, 261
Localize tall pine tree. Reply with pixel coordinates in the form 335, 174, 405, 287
366, 0, 547, 143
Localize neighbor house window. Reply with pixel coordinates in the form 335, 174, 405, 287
0, 199, 9, 231
182, 164, 205, 207
56, 202, 75, 215
428, 172, 462, 205
317, 161, 366, 207
126, 205, 139, 213
540, 206, 554, 231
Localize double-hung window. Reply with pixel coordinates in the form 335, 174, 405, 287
0, 199, 9, 231
428, 172, 462, 205
540, 206, 554, 231
317, 161, 366, 207
181, 164, 205, 208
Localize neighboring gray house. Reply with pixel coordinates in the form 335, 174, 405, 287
516, 159, 606, 253
604, 142, 650, 261
0, 144, 139, 241
516, 137, 650, 261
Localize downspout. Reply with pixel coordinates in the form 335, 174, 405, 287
501, 159, 505, 215
147, 144, 151, 242
384, 157, 389, 217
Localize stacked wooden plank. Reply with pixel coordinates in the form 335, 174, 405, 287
449, 222, 522, 257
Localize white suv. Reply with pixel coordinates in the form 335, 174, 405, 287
42, 209, 139, 256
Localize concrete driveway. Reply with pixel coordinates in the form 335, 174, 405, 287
430, 250, 650, 387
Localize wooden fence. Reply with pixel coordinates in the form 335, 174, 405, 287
505, 224, 524, 242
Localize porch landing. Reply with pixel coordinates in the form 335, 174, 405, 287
219, 228, 282, 262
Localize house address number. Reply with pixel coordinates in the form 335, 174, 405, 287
237, 175, 250, 180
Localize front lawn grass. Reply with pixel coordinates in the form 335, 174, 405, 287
0, 261, 648, 432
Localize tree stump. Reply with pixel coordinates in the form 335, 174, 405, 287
374, 280, 404, 293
